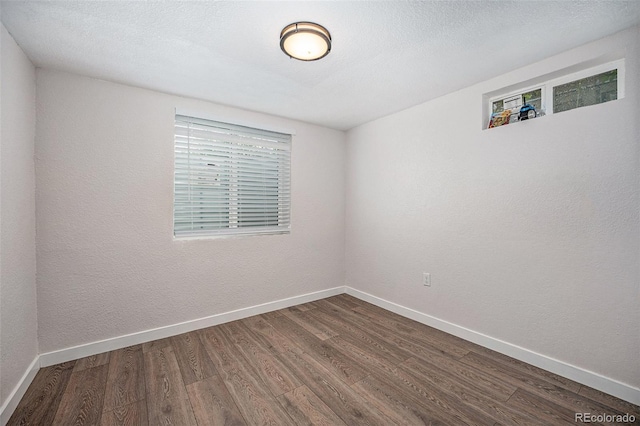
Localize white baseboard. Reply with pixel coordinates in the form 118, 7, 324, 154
0, 356, 40, 426
345, 286, 640, 406
40, 286, 344, 368
12, 284, 639, 421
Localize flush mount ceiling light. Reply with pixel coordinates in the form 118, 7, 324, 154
280, 22, 331, 61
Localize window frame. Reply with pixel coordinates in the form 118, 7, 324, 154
485, 59, 624, 129
173, 114, 292, 239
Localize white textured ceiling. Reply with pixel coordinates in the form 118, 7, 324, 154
2, 1, 639, 130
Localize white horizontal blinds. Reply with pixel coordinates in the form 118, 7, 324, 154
174, 115, 291, 237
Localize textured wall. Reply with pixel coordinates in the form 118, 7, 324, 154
35, 69, 346, 353
346, 26, 640, 389
0, 24, 38, 405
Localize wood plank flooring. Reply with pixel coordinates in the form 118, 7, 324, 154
8, 294, 640, 425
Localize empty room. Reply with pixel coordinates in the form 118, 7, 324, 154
1, 1, 639, 425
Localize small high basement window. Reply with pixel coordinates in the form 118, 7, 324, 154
486, 59, 624, 129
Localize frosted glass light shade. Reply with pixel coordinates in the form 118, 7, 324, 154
280, 22, 331, 61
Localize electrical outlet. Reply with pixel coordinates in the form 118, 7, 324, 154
423, 272, 431, 287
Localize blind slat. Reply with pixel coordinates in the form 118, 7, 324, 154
174, 115, 292, 237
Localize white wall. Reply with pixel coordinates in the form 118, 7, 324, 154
0, 24, 38, 407
346, 26, 640, 391
35, 69, 345, 353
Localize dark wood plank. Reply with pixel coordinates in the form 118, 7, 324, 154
473, 345, 582, 393
341, 295, 477, 356
241, 315, 305, 356
351, 373, 469, 425
198, 324, 246, 370
401, 354, 517, 402
298, 301, 321, 310
186, 374, 247, 426
326, 336, 398, 378
243, 318, 396, 425
308, 305, 411, 365
7, 361, 76, 425
267, 315, 369, 385
578, 385, 640, 418
199, 323, 296, 425
100, 400, 148, 426
103, 345, 145, 412
325, 298, 470, 359
461, 351, 628, 416
374, 352, 523, 425
261, 310, 282, 320
171, 331, 217, 385
52, 364, 109, 425
73, 352, 110, 372
315, 300, 466, 364
281, 300, 319, 313
324, 294, 360, 310
220, 321, 301, 396
217, 361, 296, 426
280, 308, 338, 340
397, 358, 534, 425
282, 351, 397, 425
141, 336, 172, 353
506, 388, 576, 425
144, 346, 197, 425
277, 385, 348, 426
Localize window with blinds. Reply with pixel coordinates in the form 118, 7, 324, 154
174, 115, 291, 238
